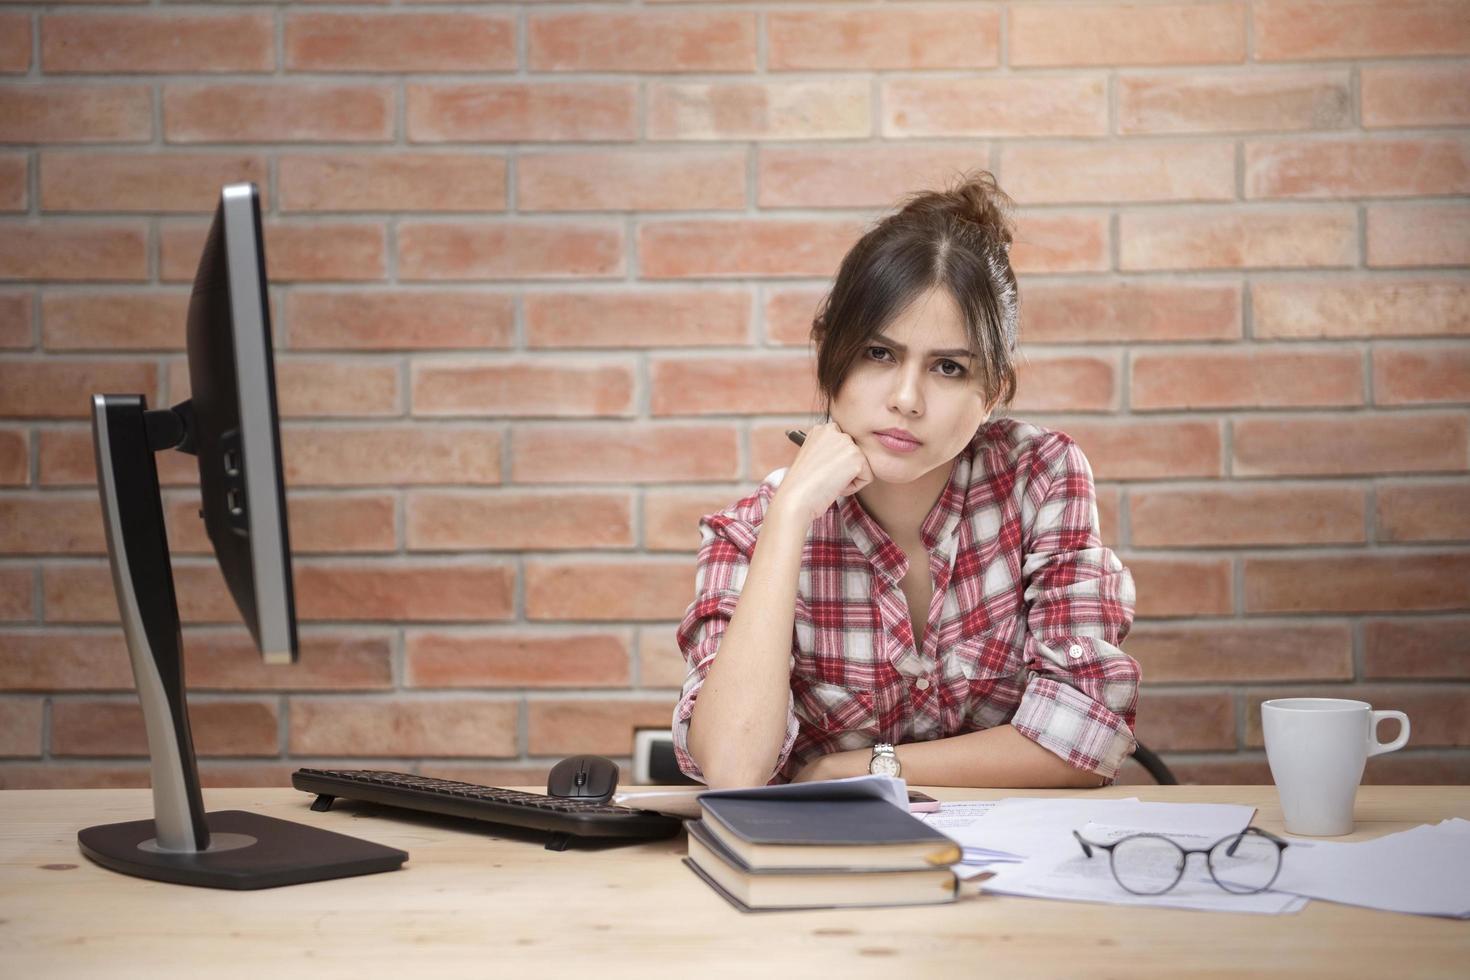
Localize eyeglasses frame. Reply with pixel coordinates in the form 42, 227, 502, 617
1072, 826, 1290, 896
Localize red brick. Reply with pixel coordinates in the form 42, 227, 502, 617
183, 628, 394, 692
0, 700, 42, 756
1001, 142, 1234, 204
1010, 212, 1111, 274
1246, 138, 1470, 199
0, 428, 27, 486
279, 153, 507, 213
399, 221, 623, 281
406, 490, 634, 551
0, 223, 148, 282
525, 558, 694, 621
529, 11, 755, 72
407, 83, 637, 143
526, 289, 750, 349
37, 427, 203, 489
1125, 556, 1234, 618
198, 764, 298, 790
637, 625, 686, 689
757, 144, 990, 210
1132, 485, 1366, 548
650, 353, 817, 416
1364, 618, 1470, 679
294, 561, 516, 622
1011, 2, 1244, 66
1254, 1, 1470, 60
1374, 345, 1470, 405
0, 360, 156, 418
1010, 353, 1119, 413
1244, 684, 1470, 748
1133, 691, 1236, 752
170, 358, 401, 418
285, 12, 515, 72
1364, 752, 1470, 786
513, 423, 739, 485
1367, 203, 1470, 268
42, 291, 189, 351
1119, 68, 1351, 134
0, 570, 34, 622
750, 423, 803, 480
1234, 413, 1469, 477
420, 764, 553, 789
1246, 552, 1470, 614
43, 560, 239, 625
639, 218, 863, 279
412, 358, 635, 417
0, 13, 29, 74
164, 83, 393, 143
0, 764, 151, 790
161, 220, 386, 283
0, 84, 152, 143
42, 12, 273, 73
1253, 279, 1470, 339
1153, 755, 1273, 785
519, 149, 744, 212
1376, 481, 1470, 543
0, 495, 105, 555
52, 699, 279, 757
1046, 420, 1223, 482
290, 698, 518, 757
0, 290, 33, 349
0, 155, 26, 212
1022, 281, 1241, 344
1132, 348, 1363, 411
1362, 64, 1470, 129
644, 487, 745, 553
286, 290, 514, 351
0, 631, 130, 693
764, 286, 826, 346
1095, 485, 1122, 547
768, 6, 998, 70
884, 76, 1106, 137
1120, 207, 1356, 270
165, 491, 398, 556
282, 425, 502, 487
405, 630, 630, 688
647, 80, 869, 140
1126, 622, 1353, 683
526, 697, 677, 756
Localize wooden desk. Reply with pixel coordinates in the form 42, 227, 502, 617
2, 785, 1466, 977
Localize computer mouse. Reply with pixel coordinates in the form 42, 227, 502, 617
546, 754, 620, 802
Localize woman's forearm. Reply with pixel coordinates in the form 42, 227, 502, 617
794, 724, 1106, 788
686, 505, 809, 788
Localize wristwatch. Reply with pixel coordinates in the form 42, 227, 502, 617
868, 742, 901, 777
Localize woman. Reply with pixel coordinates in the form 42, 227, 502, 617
673, 172, 1139, 790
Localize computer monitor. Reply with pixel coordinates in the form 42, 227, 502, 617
77, 183, 406, 889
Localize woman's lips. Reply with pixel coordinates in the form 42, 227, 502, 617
875, 431, 921, 453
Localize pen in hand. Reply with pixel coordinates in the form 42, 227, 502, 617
786, 429, 806, 447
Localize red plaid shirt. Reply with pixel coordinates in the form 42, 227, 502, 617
673, 418, 1139, 784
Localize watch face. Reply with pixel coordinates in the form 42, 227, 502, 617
870, 753, 901, 777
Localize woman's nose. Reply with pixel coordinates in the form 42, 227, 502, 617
889, 368, 924, 416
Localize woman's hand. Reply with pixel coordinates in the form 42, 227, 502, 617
771, 422, 875, 527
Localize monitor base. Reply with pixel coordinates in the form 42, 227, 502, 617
78, 809, 407, 890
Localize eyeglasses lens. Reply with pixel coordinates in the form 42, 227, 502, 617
1209, 833, 1281, 894
1110, 835, 1185, 894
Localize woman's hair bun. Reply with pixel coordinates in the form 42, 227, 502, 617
897, 170, 1015, 253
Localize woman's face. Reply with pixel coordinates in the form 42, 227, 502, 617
828, 287, 994, 488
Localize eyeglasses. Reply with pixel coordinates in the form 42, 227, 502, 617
1073, 826, 1289, 896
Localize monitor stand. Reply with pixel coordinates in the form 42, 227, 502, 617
78, 394, 407, 889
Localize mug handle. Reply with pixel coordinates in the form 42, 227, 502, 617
1368, 710, 1410, 756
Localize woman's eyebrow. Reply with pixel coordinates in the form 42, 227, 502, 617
872, 333, 974, 359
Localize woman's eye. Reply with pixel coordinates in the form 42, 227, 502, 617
936, 360, 967, 377
867, 346, 892, 361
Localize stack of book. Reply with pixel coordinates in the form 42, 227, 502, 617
683, 778, 962, 912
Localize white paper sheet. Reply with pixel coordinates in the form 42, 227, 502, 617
1271, 818, 1470, 918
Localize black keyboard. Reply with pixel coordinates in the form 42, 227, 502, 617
291, 768, 684, 850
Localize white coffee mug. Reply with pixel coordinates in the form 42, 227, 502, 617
1261, 698, 1410, 836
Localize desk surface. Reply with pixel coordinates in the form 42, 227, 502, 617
2, 785, 1466, 978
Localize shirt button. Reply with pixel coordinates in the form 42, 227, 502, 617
915, 677, 930, 691
1068, 644, 1084, 660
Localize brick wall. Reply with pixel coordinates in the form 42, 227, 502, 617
0, 1, 1466, 788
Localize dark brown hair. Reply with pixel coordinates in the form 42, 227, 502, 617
811, 171, 1019, 413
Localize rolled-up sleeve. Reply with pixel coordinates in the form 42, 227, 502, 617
671, 513, 800, 784
1010, 436, 1140, 782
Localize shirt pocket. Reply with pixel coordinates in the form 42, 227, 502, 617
792, 679, 880, 739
